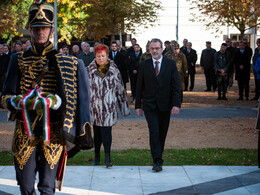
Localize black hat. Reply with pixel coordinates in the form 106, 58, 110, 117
26, 1, 54, 29
206, 41, 211, 44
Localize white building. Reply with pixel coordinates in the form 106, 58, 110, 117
126, 0, 259, 60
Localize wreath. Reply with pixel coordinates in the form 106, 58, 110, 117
11, 85, 61, 144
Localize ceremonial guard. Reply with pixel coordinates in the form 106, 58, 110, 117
1, 1, 92, 194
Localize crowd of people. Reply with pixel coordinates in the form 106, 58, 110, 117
51, 37, 259, 102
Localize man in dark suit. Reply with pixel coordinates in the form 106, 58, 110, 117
135, 38, 181, 172
234, 41, 253, 100
183, 42, 197, 91
225, 38, 236, 89
129, 44, 142, 102
127, 38, 142, 56
116, 40, 130, 88
109, 41, 128, 89
0, 44, 11, 92
180, 38, 188, 53
200, 41, 217, 91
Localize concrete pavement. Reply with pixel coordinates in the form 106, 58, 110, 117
0, 166, 260, 195
118, 105, 257, 120
0, 103, 258, 194
0, 105, 257, 123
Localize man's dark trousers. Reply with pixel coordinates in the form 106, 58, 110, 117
204, 68, 216, 90
238, 79, 250, 99
144, 109, 171, 164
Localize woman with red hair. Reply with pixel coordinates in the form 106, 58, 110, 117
87, 44, 130, 168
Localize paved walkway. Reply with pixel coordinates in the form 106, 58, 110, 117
0, 105, 258, 195
0, 105, 256, 123
119, 105, 257, 120
0, 166, 260, 195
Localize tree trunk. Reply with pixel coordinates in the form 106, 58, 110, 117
111, 34, 115, 42
240, 30, 245, 41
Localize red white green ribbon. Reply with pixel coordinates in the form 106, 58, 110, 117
21, 88, 35, 138
20, 84, 52, 143
37, 88, 51, 142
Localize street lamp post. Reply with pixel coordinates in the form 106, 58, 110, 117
176, 0, 179, 42
54, 0, 58, 50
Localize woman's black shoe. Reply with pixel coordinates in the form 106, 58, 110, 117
93, 152, 100, 166
92, 160, 100, 166
105, 153, 113, 168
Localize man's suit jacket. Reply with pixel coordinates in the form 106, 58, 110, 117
234, 49, 252, 81
129, 52, 142, 71
183, 49, 197, 74
109, 50, 128, 83
135, 57, 181, 112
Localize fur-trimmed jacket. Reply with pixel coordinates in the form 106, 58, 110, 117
87, 59, 130, 126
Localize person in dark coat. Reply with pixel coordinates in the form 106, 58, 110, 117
214, 43, 230, 100
77, 42, 95, 67
183, 42, 197, 91
127, 38, 142, 56
116, 40, 130, 89
234, 41, 253, 100
0, 44, 11, 92
162, 40, 171, 56
225, 38, 236, 89
180, 38, 188, 53
200, 41, 217, 91
135, 38, 181, 172
109, 41, 128, 89
72, 44, 81, 57
0, 44, 5, 92
129, 44, 142, 102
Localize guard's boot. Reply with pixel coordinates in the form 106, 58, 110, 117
105, 153, 112, 168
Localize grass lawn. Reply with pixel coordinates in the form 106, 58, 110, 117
0, 148, 257, 166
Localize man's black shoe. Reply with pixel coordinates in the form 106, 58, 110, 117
217, 97, 221, 100
189, 88, 193, 91
152, 163, 163, 172
204, 89, 211, 92
222, 97, 228, 100
251, 97, 259, 100
246, 97, 249, 101
236, 98, 243, 100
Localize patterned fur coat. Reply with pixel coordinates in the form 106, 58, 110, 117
87, 59, 130, 126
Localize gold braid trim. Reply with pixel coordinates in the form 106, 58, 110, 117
81, 122, 91, 136
13, 121, 63, 170
1, 95, 13, 109
42, 130, 63, 170
55, 54, 78, 133
12, 121, 39, 170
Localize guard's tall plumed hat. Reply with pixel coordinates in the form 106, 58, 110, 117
26, 0, 54, 29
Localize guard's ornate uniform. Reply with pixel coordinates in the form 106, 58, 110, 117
1, 1, 92, 194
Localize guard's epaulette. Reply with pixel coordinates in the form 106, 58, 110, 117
55, 54, 78, 134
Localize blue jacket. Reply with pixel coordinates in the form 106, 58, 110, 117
254, 57, 260, 79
